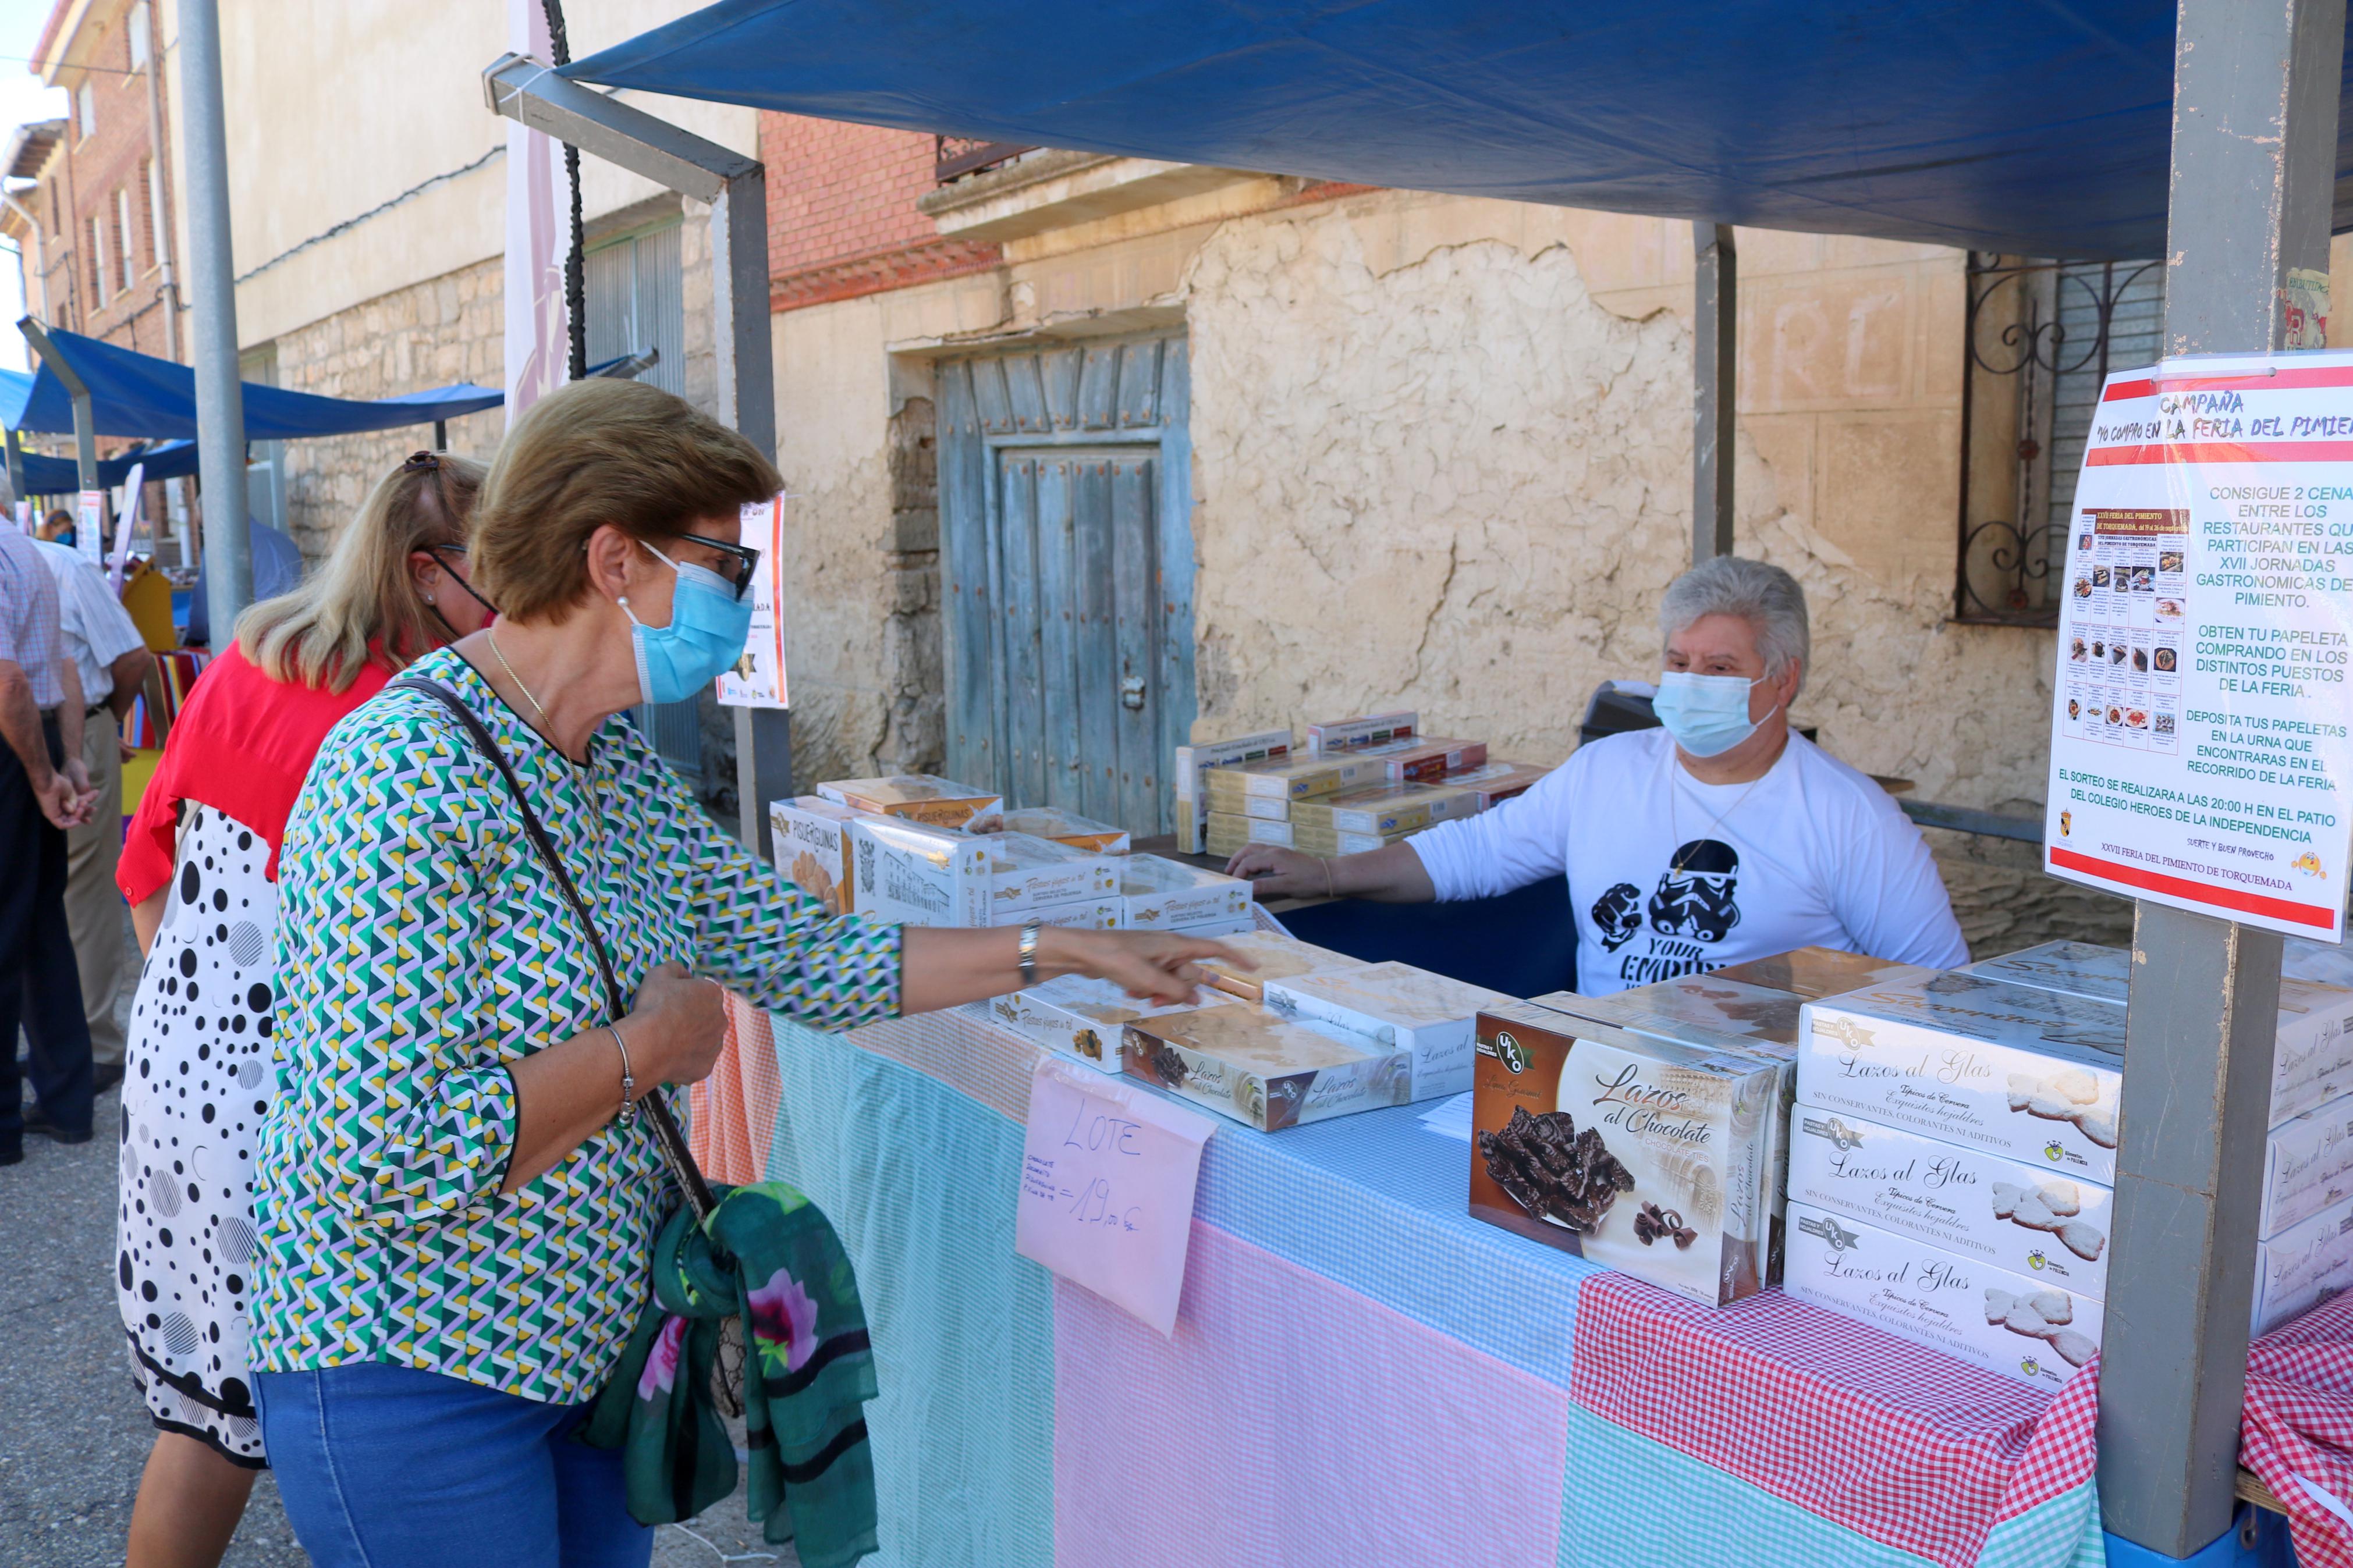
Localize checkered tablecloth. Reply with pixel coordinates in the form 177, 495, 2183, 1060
2242, 1290, 2353, 1568
1568, 1275, 2100, 1568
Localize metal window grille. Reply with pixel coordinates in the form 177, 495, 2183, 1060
1954, 253, 2163, 626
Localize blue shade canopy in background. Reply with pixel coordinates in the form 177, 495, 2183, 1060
565, 0, 2353, 262
0, 327, 504, 443
14, 441, 197, 495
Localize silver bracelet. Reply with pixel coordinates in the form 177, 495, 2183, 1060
1017, 919, 1043, 987
608, 1023, 638, 1125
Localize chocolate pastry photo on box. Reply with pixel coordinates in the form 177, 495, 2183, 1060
1471, 1002, 1776, 1307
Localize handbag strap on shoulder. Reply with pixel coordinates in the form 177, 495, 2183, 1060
386, 673, 718, 1218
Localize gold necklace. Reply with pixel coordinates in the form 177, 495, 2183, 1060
485, 627, 552, 727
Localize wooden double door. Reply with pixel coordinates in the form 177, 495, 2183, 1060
938, 336, 1196, 835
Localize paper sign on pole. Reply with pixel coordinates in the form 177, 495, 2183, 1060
2045, 351, 2353, 940
74, 489, 104, 567
1014, 1054, 1215, 1336
716, 493, 789, 709
109, 462, 145, 591
501, 0, 568, 421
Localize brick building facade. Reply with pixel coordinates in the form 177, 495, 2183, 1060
13, 0, 179, 360
764, 118, 999, 311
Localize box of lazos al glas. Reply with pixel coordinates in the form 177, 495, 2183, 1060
1798, 971, 2125, 1182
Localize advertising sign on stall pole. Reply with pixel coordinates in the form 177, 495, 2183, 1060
74, 489, 104, 567
716, 492, 789, 709
2045, 353, 2353, 941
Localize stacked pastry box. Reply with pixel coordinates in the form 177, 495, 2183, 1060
765, 773, 1255, 940
1961, 941, 2353, 1339
1778, 965, 2125, 1388
1465, 947, 1919, 1307
1518, 948, 1930, 1289
1180, 707, 1549, 861
995, 929, 1513, 1133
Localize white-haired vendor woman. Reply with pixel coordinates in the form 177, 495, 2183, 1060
1227, 556, 1969, 995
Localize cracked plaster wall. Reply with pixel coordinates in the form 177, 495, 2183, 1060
766, 187, 2121, 950
1178, 193, 2100, 951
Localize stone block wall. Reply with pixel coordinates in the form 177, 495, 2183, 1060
269, 256, 506, 562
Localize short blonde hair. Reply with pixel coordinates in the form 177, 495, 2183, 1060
236, 451, 484, 692
470, 378, 781, 624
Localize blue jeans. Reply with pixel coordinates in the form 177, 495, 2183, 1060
255, 1363, 653, 1568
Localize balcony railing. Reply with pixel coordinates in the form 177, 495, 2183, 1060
934, 135, 1035, 183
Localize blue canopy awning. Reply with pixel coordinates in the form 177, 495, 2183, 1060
563, 1, 2353, 262
0, 326, 505, 442
14, 440, 198, 496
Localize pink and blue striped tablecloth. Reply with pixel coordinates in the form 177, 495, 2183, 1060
700, 1002, 2111, 1568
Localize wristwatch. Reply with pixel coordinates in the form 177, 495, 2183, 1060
1017, 919, 1043, 987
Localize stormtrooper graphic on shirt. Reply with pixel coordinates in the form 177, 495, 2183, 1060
1591, 838, 1742, 986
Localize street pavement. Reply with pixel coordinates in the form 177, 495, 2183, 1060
8, 919, 790, 1567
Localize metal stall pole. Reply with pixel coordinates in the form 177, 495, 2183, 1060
2096, 0, 2345, 1551
4, 428, 24, 511
483, 55, 790, 858
181, 0, 250, 642
22, 319, 100, 489
1692, 222, 1736, 564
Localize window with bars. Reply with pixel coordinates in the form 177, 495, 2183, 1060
87, 214, 107, 306
1954, 254, 2164, 626
116, 188, 134, 289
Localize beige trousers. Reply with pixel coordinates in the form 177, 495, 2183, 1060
62, 713, 127, 1067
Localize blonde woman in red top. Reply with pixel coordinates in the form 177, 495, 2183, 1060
114, 453, 494, 1568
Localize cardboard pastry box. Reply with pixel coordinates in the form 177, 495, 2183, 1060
1122, 1006, 1410, 1132
818, 774, 1005, 831
1471, 1001, 1775, 1307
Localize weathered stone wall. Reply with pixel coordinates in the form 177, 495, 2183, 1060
269, 256, 506, 561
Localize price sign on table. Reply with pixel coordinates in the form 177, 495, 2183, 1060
1014, 1055, 1216, 1336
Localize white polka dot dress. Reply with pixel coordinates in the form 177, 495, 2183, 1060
117, 803, 278, 1466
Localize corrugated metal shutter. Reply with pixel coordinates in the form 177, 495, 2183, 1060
584, 219, 701, 783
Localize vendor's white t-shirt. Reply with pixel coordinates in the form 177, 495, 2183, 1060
1408, 728, 1968, 995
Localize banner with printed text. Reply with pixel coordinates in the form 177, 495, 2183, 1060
2046, 352, 2353, 940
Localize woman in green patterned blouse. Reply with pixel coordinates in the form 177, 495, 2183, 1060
246, 379, 1241, 1568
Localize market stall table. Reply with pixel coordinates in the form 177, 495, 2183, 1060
689, 996, 2162, 1567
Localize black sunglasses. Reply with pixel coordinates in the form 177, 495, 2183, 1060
672, 531, 763, 602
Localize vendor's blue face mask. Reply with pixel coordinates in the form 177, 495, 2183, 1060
1653, 670, 1777, 759
619, 541, 755, 706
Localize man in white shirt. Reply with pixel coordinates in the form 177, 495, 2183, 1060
35, 538, 154, 1090
1227, 556, 1969, 995
0, 524, 100, 1161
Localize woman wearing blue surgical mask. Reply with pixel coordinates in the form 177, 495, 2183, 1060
1229, 554, 1968, 995
244, 378, 1252, 1568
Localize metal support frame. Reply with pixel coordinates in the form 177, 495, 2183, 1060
1692, 222, 1736, 563
484, 54, 789, 856
22, 318, 100, 490
2097, 0, 2344, 1552
182, 0, 250, 642
4, 428, 23, 507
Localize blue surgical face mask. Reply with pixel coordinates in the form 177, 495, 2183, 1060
619, 541, 756, 706
1652, 670, 1778, 759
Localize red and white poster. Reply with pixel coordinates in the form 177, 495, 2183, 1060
716, 493, 789, 709
502, 0, 569, 422
2046, 351, 2353, 940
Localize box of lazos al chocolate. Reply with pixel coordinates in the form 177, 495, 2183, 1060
1472, 1000, 1776, 1307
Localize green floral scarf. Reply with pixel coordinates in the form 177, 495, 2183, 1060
583, 1181, 879, 1568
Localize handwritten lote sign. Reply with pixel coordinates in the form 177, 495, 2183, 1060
1014, 1054, 1216, 1336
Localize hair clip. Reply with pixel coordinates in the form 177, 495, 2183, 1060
401, 451, 442, 472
